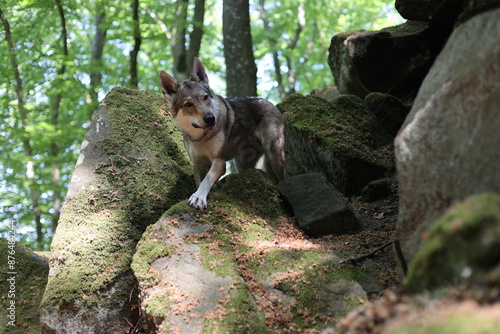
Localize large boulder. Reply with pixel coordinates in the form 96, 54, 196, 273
395, 0, 499, 24
395, 0, 464, 23
278, 93, 393, 196
40, 87, 194, 333
0, 238, 48, 333
405, 193, 500, 292
328, 21, 451, 100
132, 170, 380, 333
394, 7, 500, 273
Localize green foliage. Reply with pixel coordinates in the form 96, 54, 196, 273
251, 0, 404, 100
0, 0, 402, 250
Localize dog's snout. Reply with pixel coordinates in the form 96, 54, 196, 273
203, 113, 215, 126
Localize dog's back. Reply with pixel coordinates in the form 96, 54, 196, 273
222, 96, 285, 183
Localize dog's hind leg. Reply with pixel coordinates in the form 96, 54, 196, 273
261, 129, 285, 183
233, 137, 264, 173
263, 144, 285, 183
233, 150, 262, 173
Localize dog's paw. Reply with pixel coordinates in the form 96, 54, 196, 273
188, 192, 208, 210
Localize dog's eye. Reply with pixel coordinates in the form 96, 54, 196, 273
184, 102, 193, 108
203, 95, 209, 101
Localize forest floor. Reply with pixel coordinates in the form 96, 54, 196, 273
315, 174, 401, 294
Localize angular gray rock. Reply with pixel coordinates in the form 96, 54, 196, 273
395, 0, 463, 23
395, 7, 500, 272
40, 88, 193, 333
360, 178, 392, 202
278, 94, 394, 196
132, 170, 376, 333
278, 173, 361, 237
328, 21, 451, 100
364, 93, 410, 135
395, 0, 499, 24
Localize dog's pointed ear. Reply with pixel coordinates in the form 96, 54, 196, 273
159, 71, 179, 101
190, 57, 209, 84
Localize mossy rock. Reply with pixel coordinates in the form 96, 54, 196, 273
388, 311, 500, 334
0, 238, 48, 333
132, 169, 379, 333
278, 93, 394, 196
405, 193, 500, 292
40, 87, 195, 332
360, 178, 392, 202
364, 92, 410, 135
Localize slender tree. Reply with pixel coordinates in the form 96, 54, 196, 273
257, 0, 307, 99
130, 0, 141, 88
223, 0, 257, 97
49, 0, 69, 232
0, 7, 43, 246
88, 4, 108, 116
145, 0, 205, 81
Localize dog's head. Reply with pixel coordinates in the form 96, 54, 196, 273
160, 58, 217, 137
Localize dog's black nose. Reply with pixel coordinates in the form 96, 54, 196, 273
203, 113, 215, 126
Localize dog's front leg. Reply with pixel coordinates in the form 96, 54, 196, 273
188, 158, 226, 210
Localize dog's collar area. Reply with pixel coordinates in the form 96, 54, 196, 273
186, 129, 208, 142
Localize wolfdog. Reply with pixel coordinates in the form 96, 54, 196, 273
159, 58, 285, 209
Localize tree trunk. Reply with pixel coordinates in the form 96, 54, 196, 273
50, 0, 69, 232
257, 0, 285, 100
186, 0, 205, 64
147, 0, 205, 81
172, 0, 205, 81
0, 7, 43, 247
223, 0, 257, 97
130, 0, 141, 88
88, 9, 107, 117
172, 0, 188, 81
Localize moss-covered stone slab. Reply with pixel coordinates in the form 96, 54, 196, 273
360, 178, 392, 202
364, 93, 410, 135
278, 173, 361, 237
405, 193, 500, 292
278, 93, 393, 196
40, 87, 195, 333
0, 238, 48, 333
133, 170, 379, 333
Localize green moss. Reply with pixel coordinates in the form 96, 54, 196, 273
278, 93, 393, 170
0, 239, 48, 333
389, 312, 500, 334
97, 87, 194, 231
134, 170, 376, 332
203, 281, 267, 334
405, 193, 500, 292
131, 224, 176, 288
145, 290, 171, 319
42, 191, 137, 307
209, 170, 284, 226
42, 88, 195, 312
164, 200, 200, 216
